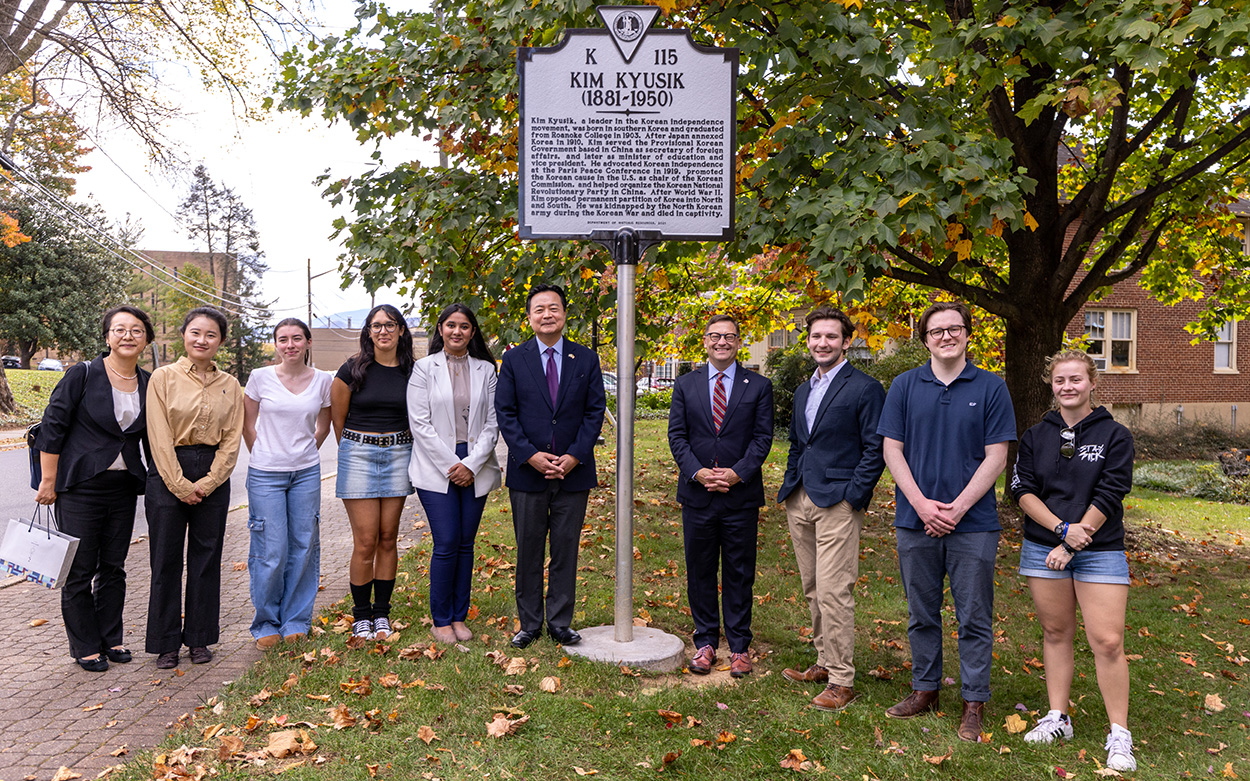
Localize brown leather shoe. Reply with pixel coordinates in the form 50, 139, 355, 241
811, 684, 858, 712
255, 635, 281, 651
783, 664, 828, 683
958, 700, 986, 742
730, 651, 753, 678
690, 645, 716, 675
885, 689, 940, 719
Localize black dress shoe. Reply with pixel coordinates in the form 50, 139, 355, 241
76, 655, 109, 672
547, 626, 581, 646
103, 647, 132, 663
156, 651, 179, 669
511, 629, 541, 649
188, 646, 213, 664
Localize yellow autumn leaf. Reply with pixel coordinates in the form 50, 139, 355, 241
897, 192, 917, 208
955, 239, 973, 260
1004, 713, 1027, 733
1023, 211, 1039, 230
997, 14, 1018, 26
946, 222, 964, 241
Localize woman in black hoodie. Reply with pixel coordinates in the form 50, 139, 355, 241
1009, 349, 1136, 773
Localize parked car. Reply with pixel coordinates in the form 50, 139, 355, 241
637, 376, 674, 394
1, 355, 18, 369
602, 371, 618, 396
37, 358, 64, 371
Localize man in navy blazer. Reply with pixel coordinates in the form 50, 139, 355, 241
668, 314, 773, 678
495, 284, 605, 649
776, 306, 885, 712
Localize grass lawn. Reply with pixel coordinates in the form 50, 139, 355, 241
124, 419, 1247, 779
0, 368, 63, 428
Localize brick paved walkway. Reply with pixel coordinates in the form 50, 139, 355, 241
0, 475, 423, 780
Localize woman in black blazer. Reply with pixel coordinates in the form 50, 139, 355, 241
35, 306, 155, 672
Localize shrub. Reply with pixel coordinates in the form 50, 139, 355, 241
1127, 421, 1245, 460
860, 339, 930, 392
1133, 460, 1250, 504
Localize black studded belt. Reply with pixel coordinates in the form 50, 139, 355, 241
342, 429, 413, 447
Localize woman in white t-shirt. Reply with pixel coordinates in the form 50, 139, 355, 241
242, 318, 333, 650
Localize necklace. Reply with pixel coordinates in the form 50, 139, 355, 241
104, 358, 138, 381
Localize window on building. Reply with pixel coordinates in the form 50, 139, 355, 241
768, 328, 799, 349
1084, 309, 1136, 371
1215, 320, 1237, 372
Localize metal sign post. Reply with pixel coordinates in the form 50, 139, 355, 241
518, 6, 736, 667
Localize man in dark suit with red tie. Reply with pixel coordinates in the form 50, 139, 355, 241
496, 284, 606, 649
668, 314, 774, 677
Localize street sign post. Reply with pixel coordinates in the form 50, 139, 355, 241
518, 6, 736, 659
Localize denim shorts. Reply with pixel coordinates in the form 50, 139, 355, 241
1018, 538, 1130, 584
335, 434, 414, 499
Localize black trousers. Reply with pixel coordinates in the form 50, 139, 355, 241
56, 471, 140, 658
509, 483, 589, 632
682, 505, 759, 654
145, 445, 231, 654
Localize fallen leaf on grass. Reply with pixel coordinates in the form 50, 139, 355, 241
1209, 742, 1230, 755
1092, 768, 1121, 777
924, 747, 953, 765
398, 644, 425, 661
573, 767, 599, 776
540, 676, 561, 692
716, 731, 736, 745
379, 672, 401, 688
779, 749, 812, 771
417, 725, 437, 745
326, 704, 356, 729
305, 693, 331, 701
690, 739, 712, 747
558, 656, 573, 668
248, 688, 273, 707
201, 723, 224, 740
366, 763, 379, 778
340, 677, 372, 696
659, 750, 681, 771
657, 709, 682, 727
873, 725, 884, 748
266, 729, 316, 758
1005, 713, 1027, 734
503, 657, 527, 676
685, 716, 701, 728
504, 684, 524, 695
244, 714, 263, 732
217, 735, 243, 760
424, 643, 446, 660
1205, 693, 1226, 712
486, 712, 529, 737
1223, 762, 1237, 778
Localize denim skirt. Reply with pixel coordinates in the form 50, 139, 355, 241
335, 434, 415, 499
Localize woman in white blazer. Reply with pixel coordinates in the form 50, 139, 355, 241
408, 303, 502, 644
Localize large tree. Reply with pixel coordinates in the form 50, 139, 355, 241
0, 0, 310, 161
0, 199, 128, 367
175, 163, 271, 382
276, 0, 1250, 430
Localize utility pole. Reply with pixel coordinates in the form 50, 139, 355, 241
307, 259, 335, 366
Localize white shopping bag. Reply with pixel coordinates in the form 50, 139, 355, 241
0, 507, 79, 589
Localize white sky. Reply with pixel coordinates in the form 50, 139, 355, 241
71, 0, 439, 326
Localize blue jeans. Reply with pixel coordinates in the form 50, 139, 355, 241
416, 445, 487, 625
247, 465, 322, 639
896, 528, 999, 701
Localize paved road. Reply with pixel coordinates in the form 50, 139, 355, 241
0, 470, 424, 780
0, 436, 341, 537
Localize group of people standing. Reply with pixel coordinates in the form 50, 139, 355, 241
33, 288, 1135, 771
665, 300, 1136, 773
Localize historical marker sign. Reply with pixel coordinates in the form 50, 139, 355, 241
518, 6, 738, 242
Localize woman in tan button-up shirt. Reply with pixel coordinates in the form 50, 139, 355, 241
144, 306, 244, 669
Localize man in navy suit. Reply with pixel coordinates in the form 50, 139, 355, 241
776, 306, 885, 711
668, 314, 773, 677
496, 283, 606, 649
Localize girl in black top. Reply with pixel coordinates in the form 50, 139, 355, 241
1009, 349, 1136, 772
330, 304, 415, 641
35, 306, 155, 672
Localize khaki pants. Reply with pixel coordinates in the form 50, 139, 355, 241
784, 488, 862, 686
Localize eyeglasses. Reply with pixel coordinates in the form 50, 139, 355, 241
1059, 426, 1076, 459
705, 333, 739, 343
109, 327, 147, 339
926, 325, 966, 340
369, 322, 399, 333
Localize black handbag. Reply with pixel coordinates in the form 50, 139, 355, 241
27, 361, 90, 490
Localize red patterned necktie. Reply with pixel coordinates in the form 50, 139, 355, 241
712, 371, 727, 431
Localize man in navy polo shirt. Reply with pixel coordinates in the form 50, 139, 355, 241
877, 301, 1016, 742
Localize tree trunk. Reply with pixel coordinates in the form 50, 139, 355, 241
0, 368, 15, 415
17, 340, 36, 369
1003, 311, 1068, 454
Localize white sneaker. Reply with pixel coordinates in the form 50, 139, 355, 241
1105, 724, 1137, 772
373, 616, 391, 640
1024, 710, 1073, 744
352, 619, 375, 640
